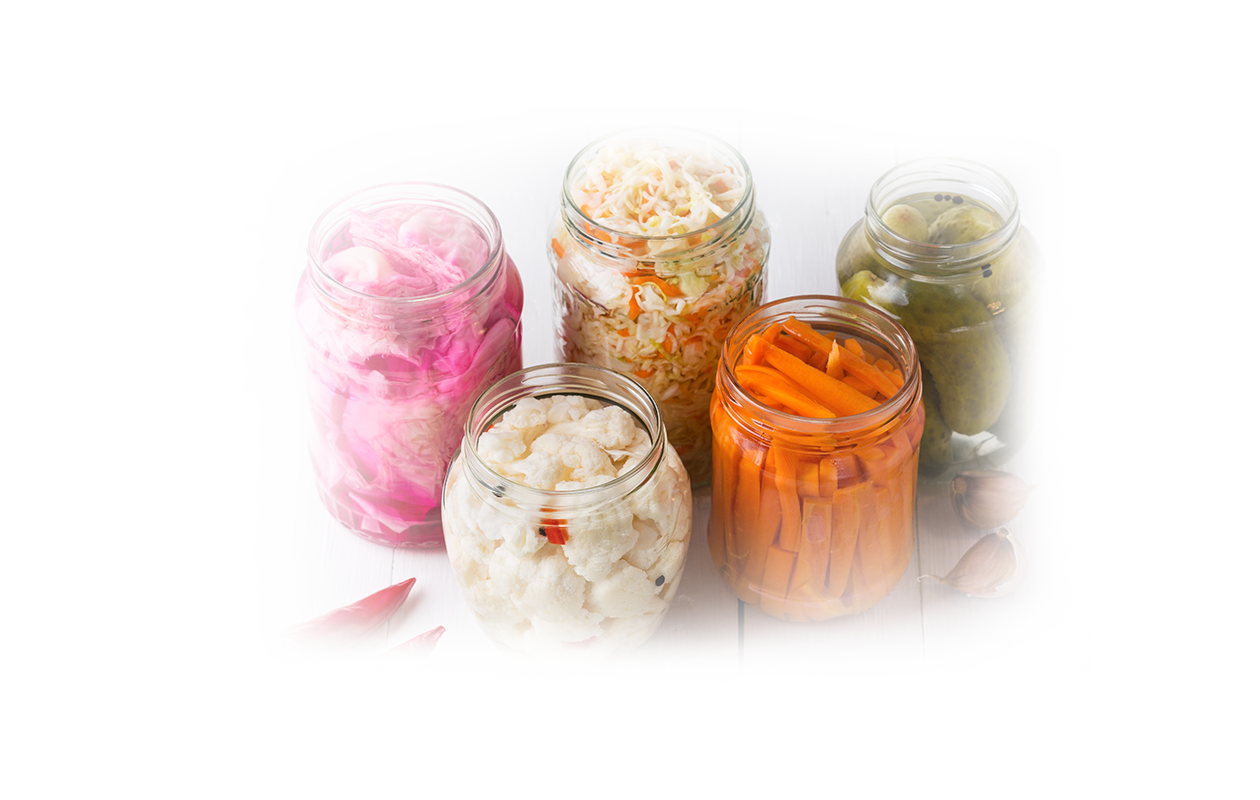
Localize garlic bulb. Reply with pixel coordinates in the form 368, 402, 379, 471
918, 528, 1023, 597
950, 470, 1031, 529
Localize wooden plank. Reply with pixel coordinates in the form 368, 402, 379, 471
1048, 107, 1088, 481
735, 109, 927, 690
243, 108, 283, 365
897, 107, 1093, 695
243, 109, 446, 690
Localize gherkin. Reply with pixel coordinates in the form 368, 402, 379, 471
918, 371, 954, 476
841, 271, 1011, 436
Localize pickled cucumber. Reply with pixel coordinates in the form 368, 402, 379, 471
881, 204, 929, 242
928, 205, 998, 245
841, 271, 1010, 436
918, 371, 953, 476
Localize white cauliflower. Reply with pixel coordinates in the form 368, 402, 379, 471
516, 551, 584, 624
586, 561, 665, 619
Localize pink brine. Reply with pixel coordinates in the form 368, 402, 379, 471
297, 183, 523, 548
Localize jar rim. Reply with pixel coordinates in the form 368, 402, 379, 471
560, 126, 755, 244
864, 157, 1021, 273
719, 295, 922, 437
306, 181, 505, 306
461, 363, 668, 505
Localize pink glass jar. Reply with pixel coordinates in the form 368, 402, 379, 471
296, 183, 524, 548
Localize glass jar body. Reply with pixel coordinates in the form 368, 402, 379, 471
709, 297, 924, 621
835, 158, 1039, 477
296, 183, 524, 549
549, 128, 770, 487
442, 364, 692, 658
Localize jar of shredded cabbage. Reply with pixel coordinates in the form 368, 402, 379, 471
297, 183, 524, 548
549, 129, 770, 487
442, 363, 692, 658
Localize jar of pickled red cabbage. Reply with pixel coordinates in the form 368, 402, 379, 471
441, 363, 692, 657
549, 128, 770, 487
709, 296, 924, 621
835, 158, 1040, 477
297, 183, 524, 548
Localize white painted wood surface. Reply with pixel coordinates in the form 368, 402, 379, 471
250, 113, 1049, 666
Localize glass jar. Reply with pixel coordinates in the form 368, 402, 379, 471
709, 296, 925, 621
835, 158, 1039, 477
442, 363, 692, 657
296, 183, 524, 548
549, 127, 770, 487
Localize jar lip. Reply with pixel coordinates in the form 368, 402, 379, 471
306, 181, 505, 306
462, 363, 667, 503
864, 157, 1021, 266
720, 295, 921, 434
560, 126, 755, 243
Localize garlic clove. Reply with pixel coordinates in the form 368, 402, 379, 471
919, 528, 1023, 597
950, 470, 1031, 529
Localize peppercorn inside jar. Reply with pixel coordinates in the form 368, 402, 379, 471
549, 128, 770, 488
835, 158, 1040, 477
296, 183, 524, 549
442, 364, 692, 658
709, 296, 925, 621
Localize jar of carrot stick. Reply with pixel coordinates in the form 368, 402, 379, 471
709, 296, 925, 621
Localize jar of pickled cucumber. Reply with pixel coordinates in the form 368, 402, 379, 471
835, 158, 1039, 477
709, 296, 924, 621
549, 128, 770, 487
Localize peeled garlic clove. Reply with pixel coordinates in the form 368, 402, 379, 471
951, 470, 1031, 529
919, 528, 1023, 597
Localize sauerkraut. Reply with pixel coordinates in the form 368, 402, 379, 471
298, 195, 523, 548
551, 136, 769, 485
443, 395, 692, 657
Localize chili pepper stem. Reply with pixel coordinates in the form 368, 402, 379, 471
265, 645, 302, 680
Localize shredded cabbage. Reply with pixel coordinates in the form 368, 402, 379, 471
553, 139, 769, 483
298, 204, 523, 548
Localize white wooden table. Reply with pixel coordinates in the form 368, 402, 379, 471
245, 109, 1093, 690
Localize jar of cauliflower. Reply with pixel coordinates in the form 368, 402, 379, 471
549, 128, 770, 488
442, 364, 692, 657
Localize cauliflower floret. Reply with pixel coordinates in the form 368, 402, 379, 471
623, 518, 664, 571
528, 610, 605, 645
464, 576, 526, 628
499, 397, 549, 445
499, 452, 567, 489
519, 552, 590, 623
561, 503, 636, 582
586, 561, 667, 619
477, 423, 529, 465
527, 433, 616, 486
545, 395, 602, 424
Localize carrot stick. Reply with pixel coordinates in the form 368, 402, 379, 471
827, 484, 861, 597
843, 374, 878, 398
844, 338, 865, 359
853, 483, 888, 612
733, 446, 766, 565
762, 342, 881, 416
825, 341, 845, 380
797, 460, 821, 497
740, 452, 782, 589
775, 335, 814, 362
736, 365, 836, 418
770, 444, 801, 552
744, 335, 768, 366
761, 322, 783, 343
632, 275, 683, 298
713, 405, 741, 576
876, 485, 911, 583
628, 291, 641, 321
808, 349, 828, 371
759, 544, 797, 619
824, 339, 901, 399
789, 499, 833, 601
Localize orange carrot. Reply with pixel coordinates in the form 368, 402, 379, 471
742, 449, 781, 589
762, 322, 783, 343
789, 499, 833, 601
827, 483, 861, 598
634, 368, 655, 380
551, 237, 565, 259
824, 339, 901, 399
617, 328, 630, 337
734, 447, 766, 567
808, 349, 828, 371
797, 460, 821, 497
744, 335, 768, 366
843, 374, 878, 398
771, 444, 801, 552
633, 275, 683, 298
844, 338, 864, 359
735, 365, 836, 418
775, 335, 814, 362
853, 483, 888, 611
825, 341, 845, 380
781, 317, 837, 355
759, 544, 797, 619
628, 292, 641, 321
762, 342, 881, 416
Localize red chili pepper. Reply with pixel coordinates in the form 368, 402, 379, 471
317, 622, 446, 690
281, 577, 416, 644
539, 516, 568, 546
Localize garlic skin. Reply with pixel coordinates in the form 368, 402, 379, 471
950, 470, 1031, 529
919, 528, 1024, 598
